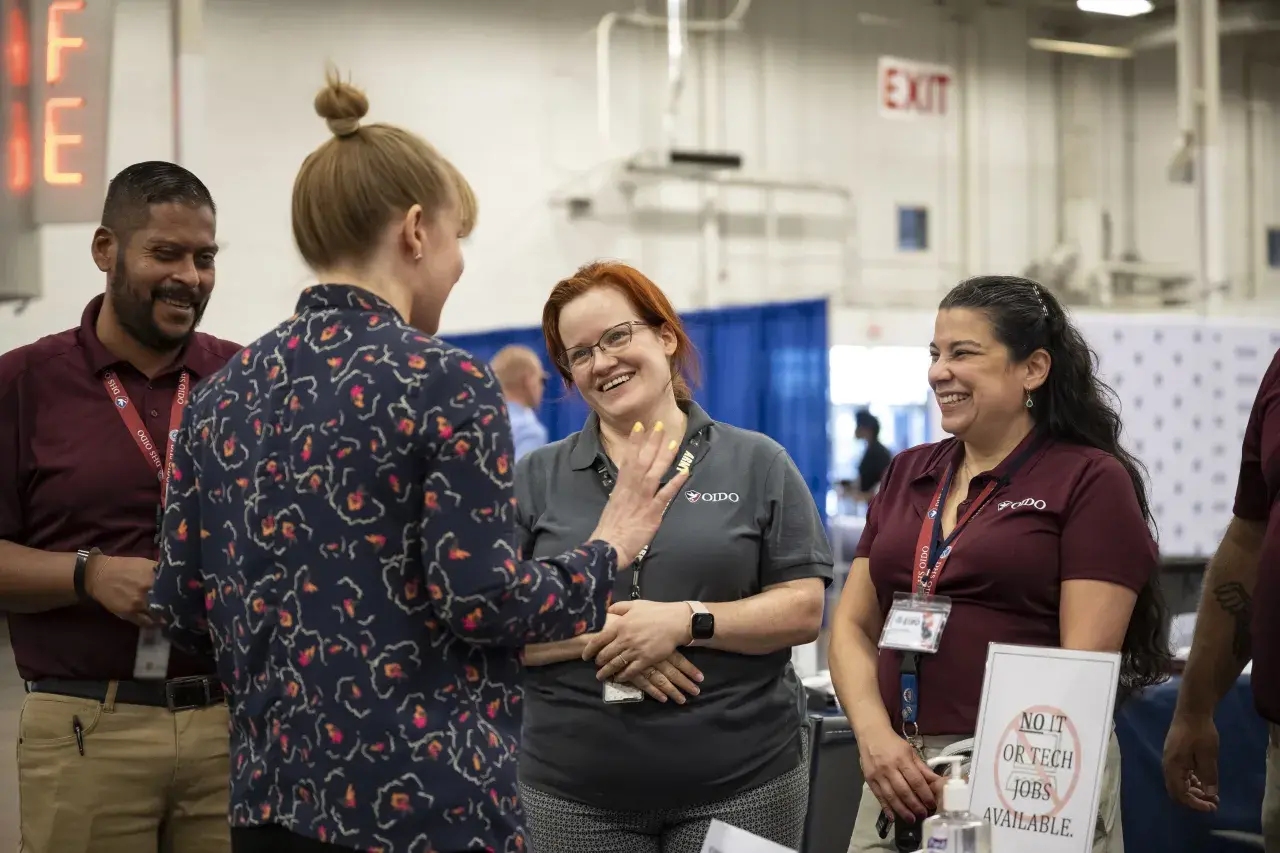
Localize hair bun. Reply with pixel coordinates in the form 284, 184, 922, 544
314, 68, 369, 139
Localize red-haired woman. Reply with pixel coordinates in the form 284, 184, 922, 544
512, 261, 833, 852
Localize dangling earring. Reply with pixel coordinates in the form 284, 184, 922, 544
1025, 390, 1034, 409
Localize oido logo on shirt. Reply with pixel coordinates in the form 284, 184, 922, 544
998, 497, 1047, 511
685, 490, 740, 504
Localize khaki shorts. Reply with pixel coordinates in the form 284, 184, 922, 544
846, 730, 1124, 853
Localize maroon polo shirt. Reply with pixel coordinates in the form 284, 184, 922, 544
1237, 349, 1280, 724
857, 430, 1157, 735
0, 294, 241, 682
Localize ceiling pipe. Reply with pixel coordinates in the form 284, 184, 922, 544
596, 0, 753, 152
663, 0, 687, 155
1167, 0, 1197, 183
1030, 2, 1279, 53
1200, 0, 1226, 304
1128, 1, 1279, 50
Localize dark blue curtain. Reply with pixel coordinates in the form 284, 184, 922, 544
444, 299, 830, 510
434, 326, 593, 444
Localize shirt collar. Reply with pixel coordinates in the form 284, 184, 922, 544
570, 400, 715, 471
910, 427, 1049, 486
295, 284, 402, 318
77, 293, 226, 379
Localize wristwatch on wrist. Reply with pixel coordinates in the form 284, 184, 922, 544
686, 600, 714, 645
74, 548, 101, 601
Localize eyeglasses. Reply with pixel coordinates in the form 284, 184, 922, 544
558, 321, 651, 372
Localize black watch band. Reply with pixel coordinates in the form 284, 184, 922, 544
74, 548, 100, 600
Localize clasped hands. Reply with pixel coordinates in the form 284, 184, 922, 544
582, 600, 704, 704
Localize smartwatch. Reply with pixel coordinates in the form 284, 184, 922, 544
74, 548, 101, 601
686, 600, 714, 645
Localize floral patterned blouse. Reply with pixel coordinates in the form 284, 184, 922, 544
150, 283, 616, 852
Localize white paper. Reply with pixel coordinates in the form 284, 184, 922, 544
699, 820, 796, 853
967, 644, 1120, 853
133, 628, 171, 680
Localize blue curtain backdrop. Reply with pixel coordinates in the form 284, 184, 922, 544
445, 299, 830, 511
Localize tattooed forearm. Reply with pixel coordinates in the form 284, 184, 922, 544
1213, 581, 1253, 663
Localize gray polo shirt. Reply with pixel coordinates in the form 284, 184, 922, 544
514, 402, 834, 811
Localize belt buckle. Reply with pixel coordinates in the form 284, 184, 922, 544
164, 676, 212, 712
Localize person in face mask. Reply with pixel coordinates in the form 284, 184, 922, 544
0, 160, 241, 853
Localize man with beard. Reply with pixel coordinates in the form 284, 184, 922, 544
0, 161, 240, 853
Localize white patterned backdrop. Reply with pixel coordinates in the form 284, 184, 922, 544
1075, 315, 1280, 557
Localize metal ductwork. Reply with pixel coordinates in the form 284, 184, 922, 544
1028, 0, 1278, 57
1128, 0, 1280, 49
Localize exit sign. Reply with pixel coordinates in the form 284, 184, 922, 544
878, 56, 954, 120
2, 0, 113, 226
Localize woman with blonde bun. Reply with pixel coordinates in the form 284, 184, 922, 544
148, 71, 687, 853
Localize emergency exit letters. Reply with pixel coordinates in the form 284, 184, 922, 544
877, 56, 954, 120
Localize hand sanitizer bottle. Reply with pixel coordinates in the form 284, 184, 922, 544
919, 755, 992, 853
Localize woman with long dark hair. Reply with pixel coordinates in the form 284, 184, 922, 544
829, 275, 1171, 853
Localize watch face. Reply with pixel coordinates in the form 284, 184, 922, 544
692, 612, 715, 640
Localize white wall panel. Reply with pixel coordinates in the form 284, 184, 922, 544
0, 0, 1276, 353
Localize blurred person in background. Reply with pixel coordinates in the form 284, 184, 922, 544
0, 161, 238, 853
491, 343, 549, 460
1162, 347, 1277, 843
835, 413, 893, 515
514, 261, 832, 853
829, 276, 1171, 853
147, 74, 687, 853
854, 410, 893, 497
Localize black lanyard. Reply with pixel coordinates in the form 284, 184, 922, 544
592, 428, 708, 600
899, 429, 1050, 737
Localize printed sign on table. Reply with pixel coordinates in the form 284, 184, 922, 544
967, 644, 1120, 853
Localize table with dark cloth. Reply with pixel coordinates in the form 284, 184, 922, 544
1116, 673, 1266, 853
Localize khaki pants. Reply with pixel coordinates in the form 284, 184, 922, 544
1261, 725, 1280, 851
847, 731, 1124, 853
16, 686, 230, 853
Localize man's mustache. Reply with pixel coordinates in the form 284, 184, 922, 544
151, 284, 205, 305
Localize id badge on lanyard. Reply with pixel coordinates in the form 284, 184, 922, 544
879, 434, 1044, 745
878, 462, 1000, 745
594, 430, 702, 704
102, 369, 190, 681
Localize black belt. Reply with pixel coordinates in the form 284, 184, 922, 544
25, 676, 225, 712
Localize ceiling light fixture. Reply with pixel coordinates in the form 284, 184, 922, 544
1076, 0, 1155, 16
1028, 38, 1135, 59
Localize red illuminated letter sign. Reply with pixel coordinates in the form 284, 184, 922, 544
46, 0, 83, 83
5, 2, 31, 192
9, 100, 30, 191
7, 4, 28, 86
43, 0, 86, 186
883, 66, 900, 113
43, 96, 83, 185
